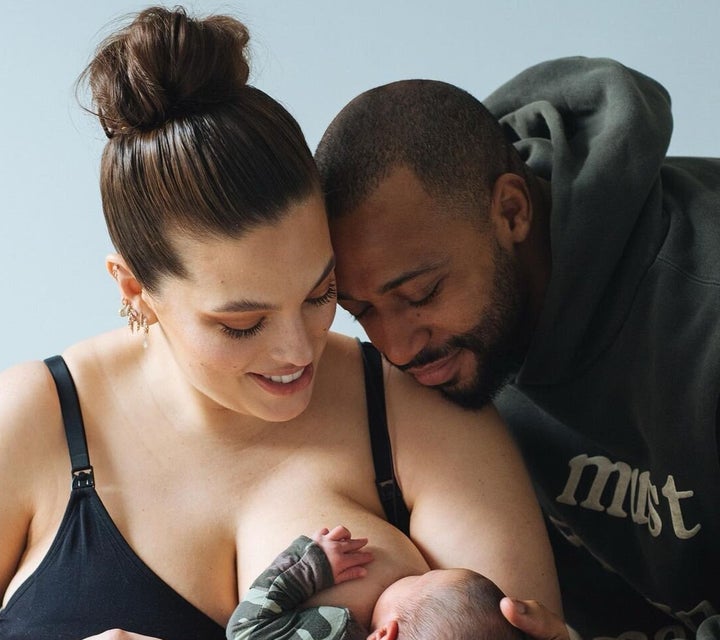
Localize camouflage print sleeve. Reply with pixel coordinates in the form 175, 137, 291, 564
226, 535, 359, 640
697, 615, 720, 640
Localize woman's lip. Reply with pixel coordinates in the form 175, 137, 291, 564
406, 350, 461, 387
260, 367, 306, 383
250, 364, 314, 396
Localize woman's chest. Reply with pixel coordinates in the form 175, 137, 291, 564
92, 421, 399, 623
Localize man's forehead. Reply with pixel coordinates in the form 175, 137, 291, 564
356, 165, 433, 215
333, 221, 448, 300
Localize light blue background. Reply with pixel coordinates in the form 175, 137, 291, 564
1, 1, 718, 370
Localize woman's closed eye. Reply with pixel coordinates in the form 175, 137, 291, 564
219, 281, 336, 340
221, 319, 266, 339
306, 280, 337, 307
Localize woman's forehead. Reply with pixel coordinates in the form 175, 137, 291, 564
162, 201, 333, 300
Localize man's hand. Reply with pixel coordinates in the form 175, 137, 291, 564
500, 597, 571, 640
311, 525, 374, 584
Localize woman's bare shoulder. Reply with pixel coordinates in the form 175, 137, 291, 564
381, 356, 501, 430
324, 331, 365, 358
0, 332, 122, 463
311, 333, 368, 407
0, 359, 62, 433
318, 333, 366, 377
0, 360, 68, 504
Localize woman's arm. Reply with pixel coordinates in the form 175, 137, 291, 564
0, 362, 50, 602
0, 361, 166, 640
384, 364, 563, 617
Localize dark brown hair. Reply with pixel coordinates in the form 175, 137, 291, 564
315, 79, 528, 223
396, 570, 527, 640
79, 6, 319, 292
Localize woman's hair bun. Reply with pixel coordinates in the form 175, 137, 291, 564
82, 6, 251, 137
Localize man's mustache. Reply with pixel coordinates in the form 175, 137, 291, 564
391, 334, 486, 372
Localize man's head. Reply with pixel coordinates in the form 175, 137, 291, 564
316, 80, 546, 408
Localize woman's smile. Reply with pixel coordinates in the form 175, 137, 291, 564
250, 364, 314, 396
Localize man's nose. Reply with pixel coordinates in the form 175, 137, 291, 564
362, 312, 429, 368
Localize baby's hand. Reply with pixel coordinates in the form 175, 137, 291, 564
311, 525, 374, 584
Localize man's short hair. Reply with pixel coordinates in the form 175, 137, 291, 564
315, 79, 527, 222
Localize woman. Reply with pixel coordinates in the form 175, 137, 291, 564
0, 7, 561, 639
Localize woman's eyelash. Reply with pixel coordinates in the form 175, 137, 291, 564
220, 282, 336, 339
308, 282, 337, 306
221, 320, 265, 340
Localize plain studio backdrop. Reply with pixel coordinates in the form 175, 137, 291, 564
1, 1, 718, 370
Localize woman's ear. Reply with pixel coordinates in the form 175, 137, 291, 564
106, 254, 158, 324
366, 620, 399, 640
489, 172, 533, 247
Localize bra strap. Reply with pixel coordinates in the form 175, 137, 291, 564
359, 341, 410, 535
44, 356, 95, 489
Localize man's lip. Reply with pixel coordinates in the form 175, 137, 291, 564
406, 350, 461, 386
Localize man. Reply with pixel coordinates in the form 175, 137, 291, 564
315, 57, 720, 639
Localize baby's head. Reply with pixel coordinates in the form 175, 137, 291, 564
369, 568, 526, 640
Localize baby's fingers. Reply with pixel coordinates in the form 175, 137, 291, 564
342, 536, 369, 552
325, 524, 352, 541
310, 527, 330, 542
334, 555, 373, 584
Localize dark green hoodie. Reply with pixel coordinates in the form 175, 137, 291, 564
487, 57, 720, 639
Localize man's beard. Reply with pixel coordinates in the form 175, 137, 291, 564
400, 240, 527, 409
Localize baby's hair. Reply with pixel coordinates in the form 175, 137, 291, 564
396, 570, 527, 640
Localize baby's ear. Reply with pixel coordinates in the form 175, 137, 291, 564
366, 620, 399, 640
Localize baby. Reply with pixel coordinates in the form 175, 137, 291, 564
227, 525, 526, 640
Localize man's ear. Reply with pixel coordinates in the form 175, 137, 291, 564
366, 620, 399, 640
489, 172, 533, 247
106, 254, 158, 324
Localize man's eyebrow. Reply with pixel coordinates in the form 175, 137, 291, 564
378, 262, 445, 294
337, 260, 446, 301
213, 255, 336, 313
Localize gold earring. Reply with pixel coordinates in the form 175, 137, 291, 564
140, 315, 149, 350
119, 298, 150, 349
119, 298, 132, 319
